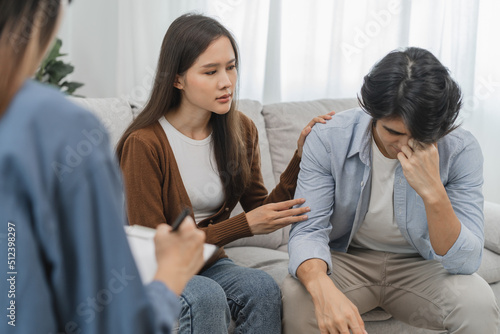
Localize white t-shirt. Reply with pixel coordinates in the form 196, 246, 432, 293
351, 138, 417, 253
159, 117, 224, 224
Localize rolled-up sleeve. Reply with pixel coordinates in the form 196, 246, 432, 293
288, 126, 335, 278
432, 135, 485, 274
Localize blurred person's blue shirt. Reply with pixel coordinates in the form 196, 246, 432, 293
0, 80, 179, 333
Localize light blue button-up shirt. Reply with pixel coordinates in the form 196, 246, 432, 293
289, 108, 484, 277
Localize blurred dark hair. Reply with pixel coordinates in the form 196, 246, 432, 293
116, 13, 251, 200
0, 0, 69, 106
358, 47, 462, 143
0, 0, 70, 61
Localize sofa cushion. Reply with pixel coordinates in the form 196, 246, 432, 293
361, 308, 392, 322
237, 99, 275, 192
225, 246, 290, 286
225, 228, 284, 249
262, 98, 359, 183
477, 248, 500, 284
484, 201, 500, 254
70, 97, 134, 150
226, 100, 285, 250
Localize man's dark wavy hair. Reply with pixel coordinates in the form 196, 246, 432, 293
358, 47, 462, 143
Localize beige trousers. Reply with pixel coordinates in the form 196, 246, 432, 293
282, 248, 500, 334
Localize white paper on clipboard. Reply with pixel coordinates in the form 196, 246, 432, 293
125, 224, 217, 284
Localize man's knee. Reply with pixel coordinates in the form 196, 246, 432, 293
282, 274, 310, 303
448, 274, 496, 312
282, 275, 319, 334
445, 274, 500, 331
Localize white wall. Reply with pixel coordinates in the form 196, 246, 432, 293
460, 0, 500, 205
58, 0, 119, 98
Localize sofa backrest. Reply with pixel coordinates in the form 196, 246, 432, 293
262, 98, 360, 183
69, 97, 134, 149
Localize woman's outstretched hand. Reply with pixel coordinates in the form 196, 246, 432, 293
246, 198, 310, 235
297, 111, 336, 158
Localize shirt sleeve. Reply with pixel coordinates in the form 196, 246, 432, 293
431, 135, 485, 274
288, 126, 335, 278
47, 114, 179, 333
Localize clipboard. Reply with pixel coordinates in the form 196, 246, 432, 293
124, 223, 218, 284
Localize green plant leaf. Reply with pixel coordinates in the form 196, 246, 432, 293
35, 38, 84, 96
39, 39, 63, 72
61, 81, 84, 95
45, 61, 74, 85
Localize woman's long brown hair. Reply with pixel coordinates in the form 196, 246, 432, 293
116, 13, 250, 200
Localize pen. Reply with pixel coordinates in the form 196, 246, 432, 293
171, 207, 191, 232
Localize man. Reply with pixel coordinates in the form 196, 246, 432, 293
283, 47, 500, 334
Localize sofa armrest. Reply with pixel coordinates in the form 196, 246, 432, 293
484, 201, 500, 254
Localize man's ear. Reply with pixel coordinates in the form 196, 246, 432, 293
173, 75, 184, 90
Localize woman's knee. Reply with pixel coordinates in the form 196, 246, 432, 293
245, 269, 281, 301
180, 275, 228, 311
178, 276, 230, 333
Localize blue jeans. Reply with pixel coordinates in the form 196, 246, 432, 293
178, 258, 282, 334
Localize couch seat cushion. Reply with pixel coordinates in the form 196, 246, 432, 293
484, 201, 500, 255
477, 248, 500, 284
225, 246, 289, 286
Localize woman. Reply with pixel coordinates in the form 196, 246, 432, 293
0, 1, 204, 333
117, 13, 333, 333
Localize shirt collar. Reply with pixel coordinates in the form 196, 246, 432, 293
346, 110, 373, 167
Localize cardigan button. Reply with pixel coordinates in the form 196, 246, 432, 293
209, 220, 213, 223
225, 207, 229, 211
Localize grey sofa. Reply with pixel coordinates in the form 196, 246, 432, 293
74, 96, 500, 333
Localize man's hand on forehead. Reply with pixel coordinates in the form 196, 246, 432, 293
397, 138, 441, 200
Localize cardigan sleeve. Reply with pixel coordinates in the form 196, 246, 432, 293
198, 212, 253, 247
120, 134, 167, 228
